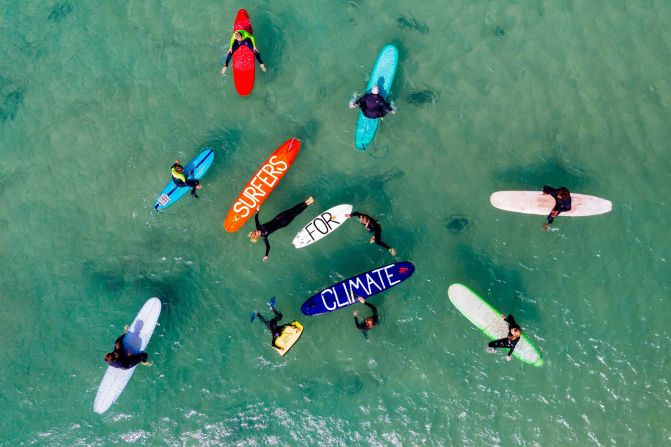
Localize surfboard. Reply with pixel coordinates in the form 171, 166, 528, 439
355, 44, 399, 150
292, 204, 353, 248
154, 149, 214, 210
490, 191, 612, 217
447, 283, 543, 366
301, 261, 415, 316
223, 138, 301, 232
273, 322, 303, 356
93, 297, 162, 414
232, 9, 255, 96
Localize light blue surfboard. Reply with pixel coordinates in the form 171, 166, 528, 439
354, 44, 399, 150
153, 149, 214, 210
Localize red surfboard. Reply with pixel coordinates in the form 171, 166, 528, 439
223, 138, 301, 232
232, 9, 256, 96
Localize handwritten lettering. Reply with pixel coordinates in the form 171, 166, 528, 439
231, 155, 289, 219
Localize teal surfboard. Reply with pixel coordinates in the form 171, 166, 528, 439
153, 149, 214, 210
354, 44, 399, 150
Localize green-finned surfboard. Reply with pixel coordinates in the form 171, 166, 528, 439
447, 283, 543, 366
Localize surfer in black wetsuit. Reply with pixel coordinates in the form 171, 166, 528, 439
220, 30, 267, 75
349, 86, 395, 119
486, 314, 522, 362
104, 325, 152, 369
542, 185, 571, 230
254, 300, 300, 349
346, 210, 397, 256
249, 197, 314, 261
353, 296, 378, 334
171, 159, 202, 198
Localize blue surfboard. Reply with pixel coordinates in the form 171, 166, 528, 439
354, 44, 399, 150
301, 261, 415, 316
153, 149, 214, 210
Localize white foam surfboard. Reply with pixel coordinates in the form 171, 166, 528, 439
448, 283, 543, 366
93, 297, 161, 414
490, 191, 612, 217
292, 204, 353, 248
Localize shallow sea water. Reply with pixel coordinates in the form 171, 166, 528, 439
1, 0, 670, 445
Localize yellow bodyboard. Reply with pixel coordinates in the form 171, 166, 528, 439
272, 321, 303, 356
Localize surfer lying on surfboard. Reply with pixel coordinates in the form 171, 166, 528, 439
349, 85, 395, 119
542, 185, 572, 230
346, 210, 397, 256
353, 296, 378, 335
171, 160, 203, 198
220, 30, 266, 75
104, 325, 152, 369
250, 197, 314, 262
486, 315, 522, 362
253, 299, 301, 350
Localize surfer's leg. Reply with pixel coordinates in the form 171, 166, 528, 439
373, 226, 393, 250
185, 179, 201, 197
488, 338, 510, 350
270, 201, 309, 229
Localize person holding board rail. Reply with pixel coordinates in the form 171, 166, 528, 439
486, 314, 522, 362
353, 296, 379, 335
249, 197, 314, 261
104, 325, 152, 369
220, 30, 267, 75
171, 159, 203, 198
349, 85, 395, 119
346, 210, 397, 256
542, 185, 571, 230
253, 298, 301, 350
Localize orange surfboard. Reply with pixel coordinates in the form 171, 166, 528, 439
224, 138, 301, 232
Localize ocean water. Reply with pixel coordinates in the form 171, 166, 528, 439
1, 0, 670, 445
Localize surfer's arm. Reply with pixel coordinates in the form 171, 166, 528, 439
228, 34, 237, 51
542, 185, 559, 195
247, 34, 257, 49
507, 338, 519, 357
262, 236, 270, 259
364, 302, 378, 321
503, 314, 518, 327
349, 211, 362, 218
254, 211, 262, 230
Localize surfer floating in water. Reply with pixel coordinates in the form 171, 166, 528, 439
104, 325, 152, 369
349, 85, 395, 119
250, 197, 314, 261
220, 30, 267, 75
542, 185, 571, 230
353, 296, 378, 334
486, 314, 521, 362
346, 211, 397, 256
171, 160, 203, 198
254, 299, 300, 349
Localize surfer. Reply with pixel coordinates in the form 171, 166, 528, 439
254, 300, 301, 349
249, 197, 314, 261
104, 325, 152, 369
349, 86, 395, 119
346, 211, 397, 256
542, 185, 572, 229
353, 296, 378, 332
486, 314, 522, 362
220, 30, 267, 75
171, 160, 203, 198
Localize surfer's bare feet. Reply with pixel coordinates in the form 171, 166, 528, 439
486, 347, 496, 354
220, 66, 227, 76
141, 360, 153, 366
305, 196, 314, 206
260, 64, 267, 72
542, 223, 550, 231
389, 248, 397, 256
123, 324, 129, 333
195, 185, 203, 190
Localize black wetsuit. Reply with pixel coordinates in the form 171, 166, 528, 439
350, 211, 392, 250
354, 93, 393, 119
488, 315, 521, 356
107, 334, 149, 370
224, 39, 264, 67
256, 307, 290, 348
171, 163, 200, 196
354, 302, 379, 331
255, 201, 309, 257
543, 185, 572, 224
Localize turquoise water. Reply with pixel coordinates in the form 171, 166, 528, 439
2, 0, 670, 445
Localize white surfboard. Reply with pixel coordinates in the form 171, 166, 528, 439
292, 204, 353, 248
93, 297, 161, 414
448, 283, 543, 366
490, 191, 612, 217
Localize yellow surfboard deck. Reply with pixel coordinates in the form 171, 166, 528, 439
272, 321, 303, 356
